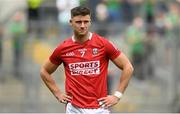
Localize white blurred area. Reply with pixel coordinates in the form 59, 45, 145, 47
0, 0, 180, 113
0, 0, 26, 21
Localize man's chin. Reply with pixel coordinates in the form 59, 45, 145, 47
78, 32, 87, 35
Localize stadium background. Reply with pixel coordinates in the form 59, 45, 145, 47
0, 0, 180, 113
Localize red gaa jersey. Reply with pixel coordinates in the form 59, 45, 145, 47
49, 32, 121, 108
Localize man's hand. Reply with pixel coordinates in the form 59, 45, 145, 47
98, 95, 120, 108
55, 92, 72, 104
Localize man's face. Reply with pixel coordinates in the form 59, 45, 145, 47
70, 15, 91, 35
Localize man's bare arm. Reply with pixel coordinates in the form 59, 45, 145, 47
113, 52, 134, 93
98, 52, 133, 108
40, 60, 72, 103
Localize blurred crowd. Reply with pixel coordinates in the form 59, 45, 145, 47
0, 0, 180, 112
0, 0, 179, 81
28, 0, 180, 80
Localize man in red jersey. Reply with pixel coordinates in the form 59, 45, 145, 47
40, 6, 134, 113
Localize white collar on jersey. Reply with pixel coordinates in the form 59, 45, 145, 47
72, 32, 92, 42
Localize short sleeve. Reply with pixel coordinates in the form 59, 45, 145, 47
105, 40, 121, 60
49, 46, 62, 65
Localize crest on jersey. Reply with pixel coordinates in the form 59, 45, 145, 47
92, 48, 98, 55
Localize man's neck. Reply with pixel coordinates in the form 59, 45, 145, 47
73, 32, 90, 43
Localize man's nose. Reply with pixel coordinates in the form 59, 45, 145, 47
80, 22, 85, 27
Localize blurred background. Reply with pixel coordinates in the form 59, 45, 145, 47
0, 0, 180, 113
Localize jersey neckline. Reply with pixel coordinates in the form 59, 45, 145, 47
71, 32, 92, 43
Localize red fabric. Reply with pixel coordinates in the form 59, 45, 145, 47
49, 33, 121, 108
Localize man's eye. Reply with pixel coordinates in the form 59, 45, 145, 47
84, 21, 89, 24
76, 21, 81, 24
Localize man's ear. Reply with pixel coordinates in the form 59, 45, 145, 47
69, 19, 72, 26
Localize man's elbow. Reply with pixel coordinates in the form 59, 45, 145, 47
40, 68, 45, 79
127, 63, 134, 75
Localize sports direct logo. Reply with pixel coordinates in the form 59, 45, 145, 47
68, 61, 100, 75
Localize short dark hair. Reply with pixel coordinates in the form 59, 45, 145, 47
71, 6, 91, 18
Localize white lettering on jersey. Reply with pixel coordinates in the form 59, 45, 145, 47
66, 52, 75, 56
78, 48, 87, 57
68, 61, 100, 75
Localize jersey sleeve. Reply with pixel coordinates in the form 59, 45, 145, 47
49, 46, 62, 65
105, 40, 121, 60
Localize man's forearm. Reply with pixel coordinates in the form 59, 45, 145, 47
40, 69, 62, 97
117, 65, 133, 93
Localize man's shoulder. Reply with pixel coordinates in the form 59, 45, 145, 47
92, 33, 109, 43
93, 33, 104, 39
56, 37, 72, 49
62, 37, 73, 44
61, 37, 73, 44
